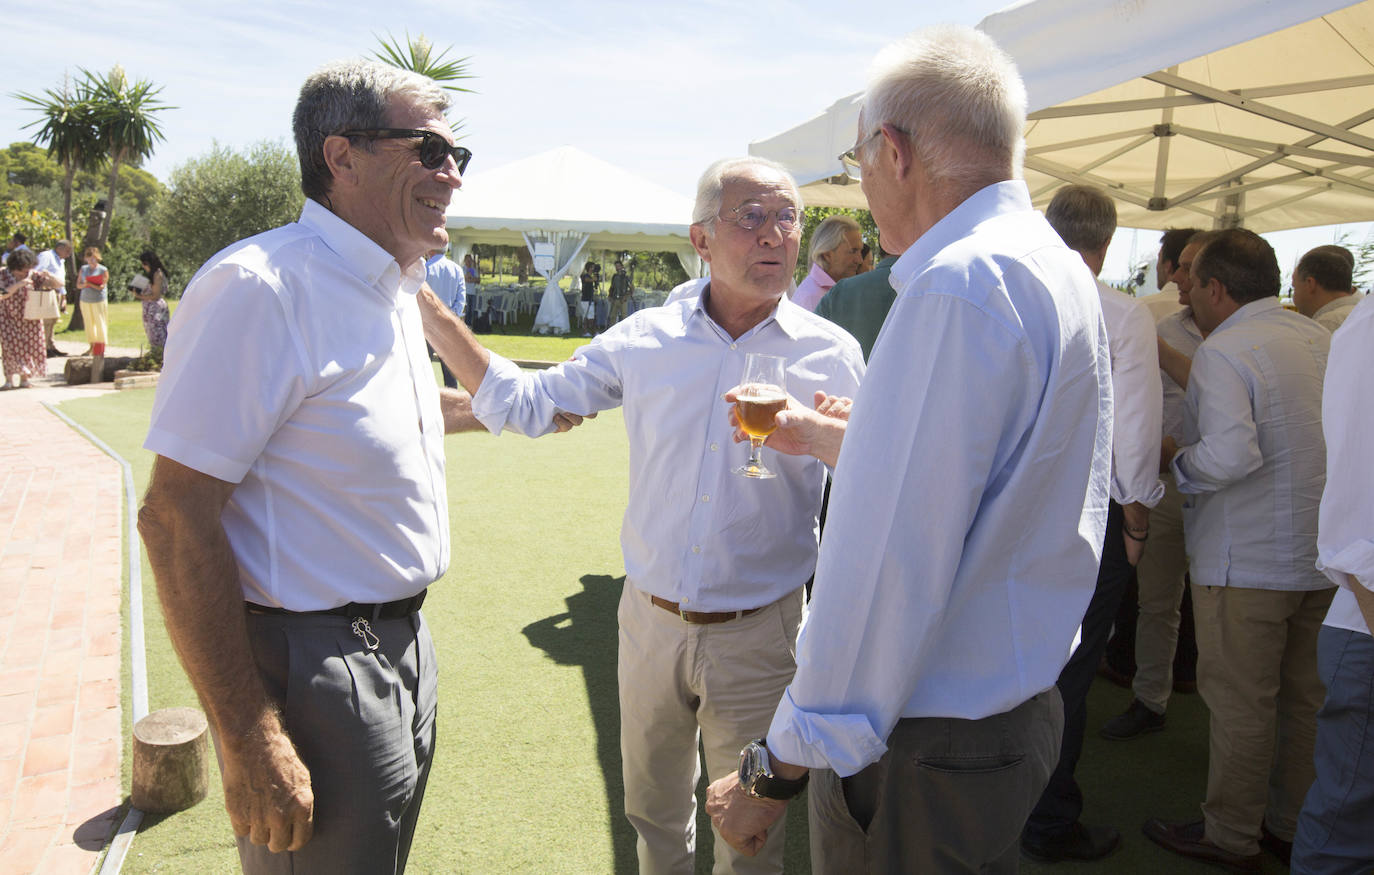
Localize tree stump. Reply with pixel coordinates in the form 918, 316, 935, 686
64, 355, 136, 385
132, 707, 209, 813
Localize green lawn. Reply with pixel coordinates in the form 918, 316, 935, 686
55, 300, 176, 351
56, 344, 1287, 874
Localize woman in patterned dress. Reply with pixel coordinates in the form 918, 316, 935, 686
135, 249, 171, 353
0, 248, 46, 388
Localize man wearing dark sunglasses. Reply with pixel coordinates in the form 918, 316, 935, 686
138, 59, 506, 874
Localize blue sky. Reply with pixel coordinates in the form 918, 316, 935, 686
7, 0, 1368, 285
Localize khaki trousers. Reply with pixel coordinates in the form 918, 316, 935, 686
1133, 473, 1190, 712
618, 583, 803, 875
1193, 583, 1334, 855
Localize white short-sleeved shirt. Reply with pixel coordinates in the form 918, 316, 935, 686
145, 199, 450, 610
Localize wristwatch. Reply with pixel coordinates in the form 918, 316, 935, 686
738, 738, 808, 800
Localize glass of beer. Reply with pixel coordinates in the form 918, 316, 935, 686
734, 353, 788, 480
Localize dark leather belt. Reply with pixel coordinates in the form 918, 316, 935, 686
246, 590, 427, 621
651, 594, 761, 624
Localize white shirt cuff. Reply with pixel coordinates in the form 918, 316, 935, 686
765, 687, 888, 778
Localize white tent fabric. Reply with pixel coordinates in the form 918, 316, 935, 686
445, 145, 703, 296
524, 230, 588, 334
749, 0, 1374, 232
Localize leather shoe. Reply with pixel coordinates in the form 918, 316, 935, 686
1021, 822, 1121, 863
1100, 698, 1166, 740
1142, 819, 1261, 872
1259, 824, 1292, 865
1096, 657, 1134, 688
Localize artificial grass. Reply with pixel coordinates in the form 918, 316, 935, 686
56, 357, 1290, 874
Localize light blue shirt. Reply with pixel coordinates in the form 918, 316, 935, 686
425, 253, 465, 318
471, 290, 865, 611
767, 181, 1113, 777
1172, 297, 1330, 591
1318, 294, 1374, 635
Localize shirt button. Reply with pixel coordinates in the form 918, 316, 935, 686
710, 442, 719, 452
692, 545, 701, 554
701, 494, 710, 502
730, 343, 737, 350
681, 597, 689, 604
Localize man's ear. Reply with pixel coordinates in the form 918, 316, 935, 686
882, 123, 916, 181
322, 135, 359, 190
690, 223, 714, 265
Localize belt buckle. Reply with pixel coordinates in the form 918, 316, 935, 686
678, 605, 692, 623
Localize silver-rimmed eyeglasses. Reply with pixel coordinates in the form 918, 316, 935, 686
719, 203, 802, 232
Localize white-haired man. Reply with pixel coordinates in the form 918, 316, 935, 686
137, 60, 506, 873
422, 156, 865, 874
707, 25, 1111, 873
791, 214, 863, 311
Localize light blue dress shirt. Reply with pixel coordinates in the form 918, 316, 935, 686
471, 289, 865, 611
1172, 297, 1330, 591
425, 253, 466, 318
766, 181, 1113, 777
1318, 294, 1374, 634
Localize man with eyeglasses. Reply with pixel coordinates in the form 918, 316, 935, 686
138, 60, 501, 874
422, 156, 864, 874
706, 26, 1111, 873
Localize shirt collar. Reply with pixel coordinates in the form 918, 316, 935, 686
889, 179, 1031, 295
806, 261, 837, 291
297, 199, 425, 300
1212, 295, 1283, 335
1315, 295, 1355, 318
689, 282, 802, 342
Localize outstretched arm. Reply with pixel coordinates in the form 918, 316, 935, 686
138, 456, 313, 853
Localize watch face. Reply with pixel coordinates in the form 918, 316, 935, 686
740, 741, 768, 797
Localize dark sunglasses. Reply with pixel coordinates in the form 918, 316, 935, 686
339, 128, 472, 173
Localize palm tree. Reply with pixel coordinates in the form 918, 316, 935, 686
13, 75, 103, 252
86, 65, 171, 250
373, 32, 475, 133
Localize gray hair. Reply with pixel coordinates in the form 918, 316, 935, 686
292, 59, 451, 203
861, 25, 1026, 195
1045, 185, 1116, 254
691, 157, 803, 232
808, 214, 862, 267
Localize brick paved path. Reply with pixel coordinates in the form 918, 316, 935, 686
0, 341, 129, 874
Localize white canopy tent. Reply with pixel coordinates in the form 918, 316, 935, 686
750, 0, 1374, 232
444, 146, 702, 333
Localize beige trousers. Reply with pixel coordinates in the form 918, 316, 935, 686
1133, 473, 1190, 712
1193, 583, 1334, 854
618, 583, 803, 875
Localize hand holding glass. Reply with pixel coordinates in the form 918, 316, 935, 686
734, 353, 787, 480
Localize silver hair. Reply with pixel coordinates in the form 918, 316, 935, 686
1045, 185, 1116, 254
292, 59, 451, 203
861, 25, 1026, 195
691, 156, 803, 232
808, 214, 862, 267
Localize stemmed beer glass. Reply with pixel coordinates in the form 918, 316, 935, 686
733, 353, 788, 480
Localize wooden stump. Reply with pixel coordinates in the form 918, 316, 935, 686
132, 707, 209, 813
63, 355, 137, 385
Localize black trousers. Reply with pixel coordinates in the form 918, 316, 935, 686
1024, 500, 1132, 840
